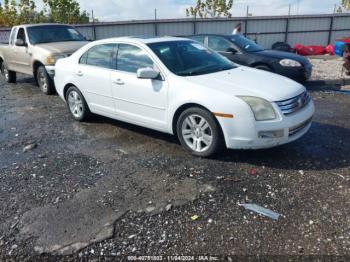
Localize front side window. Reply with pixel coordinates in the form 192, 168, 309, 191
208, 36, 232, 52
80, 44, 116, 69
148, 40, 235, 76
27, 25, 85, 45
17, 28, 27, 43
117, 44, 154, 73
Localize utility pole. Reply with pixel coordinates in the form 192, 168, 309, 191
244, 5, 249, 37
288, 4, 291, 16
92, 9, 96, 40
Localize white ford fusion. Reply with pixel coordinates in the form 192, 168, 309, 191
54, 37, 315, 157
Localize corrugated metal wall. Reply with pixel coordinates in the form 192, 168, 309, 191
1, 14, 350, 48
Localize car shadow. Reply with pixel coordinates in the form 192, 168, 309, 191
88, 114, 350, 171
218, 121, 350, 171
306, 78, 350, 91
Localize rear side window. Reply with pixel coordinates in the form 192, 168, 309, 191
116, 44, 154, 73
189, 36, 205, 45
208, 36, 232, 52
79, 44, 116, 69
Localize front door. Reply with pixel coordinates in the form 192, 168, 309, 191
111, 43, 167, 130
12, 28, 32, 74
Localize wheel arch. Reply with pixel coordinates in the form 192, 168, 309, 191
63, 83, 76, 100
171, 103, 225, 142
32, 60, 45, 81
251, 62, 274, 71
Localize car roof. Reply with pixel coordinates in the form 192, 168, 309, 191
187, 34, 233, 38
92, 36, 191, 45
15, 23, 73, 28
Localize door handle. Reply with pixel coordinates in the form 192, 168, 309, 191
113, 79, 125, 85
76, 71, 84, 76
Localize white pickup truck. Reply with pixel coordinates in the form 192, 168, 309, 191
0, 24, 88, 94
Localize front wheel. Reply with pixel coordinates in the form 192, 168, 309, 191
1, 63, 16, 83
176, 107, 224, 157
66, 86, 90, 122
37, 66, 55, 95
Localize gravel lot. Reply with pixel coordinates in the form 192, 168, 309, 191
0, 57, 350, 261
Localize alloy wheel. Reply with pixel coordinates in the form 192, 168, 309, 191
181, 114, 213, 153
68, 90, 84, 118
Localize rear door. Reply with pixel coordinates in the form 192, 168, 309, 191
11, 27, 32, 74
75, 43, 116, 116
111, 43, 168, 130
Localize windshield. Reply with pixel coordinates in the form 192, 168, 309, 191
27, 25, 85, 45
230, 35, 264, 52
148, 41, 236, 76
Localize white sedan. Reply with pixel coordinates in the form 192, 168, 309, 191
54, 37, 315, 157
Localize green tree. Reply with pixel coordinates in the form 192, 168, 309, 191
17, 0, 38, 24
341, 0, 350, 10
186, 0, 234, 18
43, 0, 90, 24
1, 0, 18, 26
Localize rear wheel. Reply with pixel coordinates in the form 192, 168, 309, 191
176, 107, 223, 157
1, 63, 16, 83
37, 66, 55, 95
66, 86, 90, 122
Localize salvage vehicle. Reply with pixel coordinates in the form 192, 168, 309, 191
54, 37, 315, 157
0, 24, 88, 94
187, 34, 312, 82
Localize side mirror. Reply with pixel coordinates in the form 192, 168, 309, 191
15, 39, 26, 47
226, 47, 237, 54
137, 68, 160, 80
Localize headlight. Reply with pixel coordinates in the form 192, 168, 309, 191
239, 96, 277, 121
46, 54, 66, 65
279, 59, 302, 67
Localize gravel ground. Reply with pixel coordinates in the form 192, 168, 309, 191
0, 58, 350, 261
310, 56, 350, 84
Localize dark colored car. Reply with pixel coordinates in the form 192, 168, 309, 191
186, 34, 312, 82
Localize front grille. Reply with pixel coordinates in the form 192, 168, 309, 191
275, 91, 311, 116
289, 117, 312, 137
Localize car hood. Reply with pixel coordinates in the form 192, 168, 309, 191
254, 50, 311, 65
35, 41, 89, 55
184, 66, 305, 102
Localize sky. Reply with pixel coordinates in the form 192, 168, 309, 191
0, 0, 345, 21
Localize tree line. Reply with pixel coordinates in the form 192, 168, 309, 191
186, 0, 350, 18
0, 0, 90, 27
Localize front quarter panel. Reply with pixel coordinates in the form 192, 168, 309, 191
167, 74, 256, 147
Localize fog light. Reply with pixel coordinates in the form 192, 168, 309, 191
258, 130, 284, 139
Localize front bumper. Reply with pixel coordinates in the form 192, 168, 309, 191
274, 64, 312, 82
45, 65, 55, 79
218, 100, 315, 150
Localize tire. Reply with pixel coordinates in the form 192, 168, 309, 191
65, 86, 90, 122
1, 63, 16, 83
176, 107, 224, 157
37, 66, 55, 95
254, 65, 272, 72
